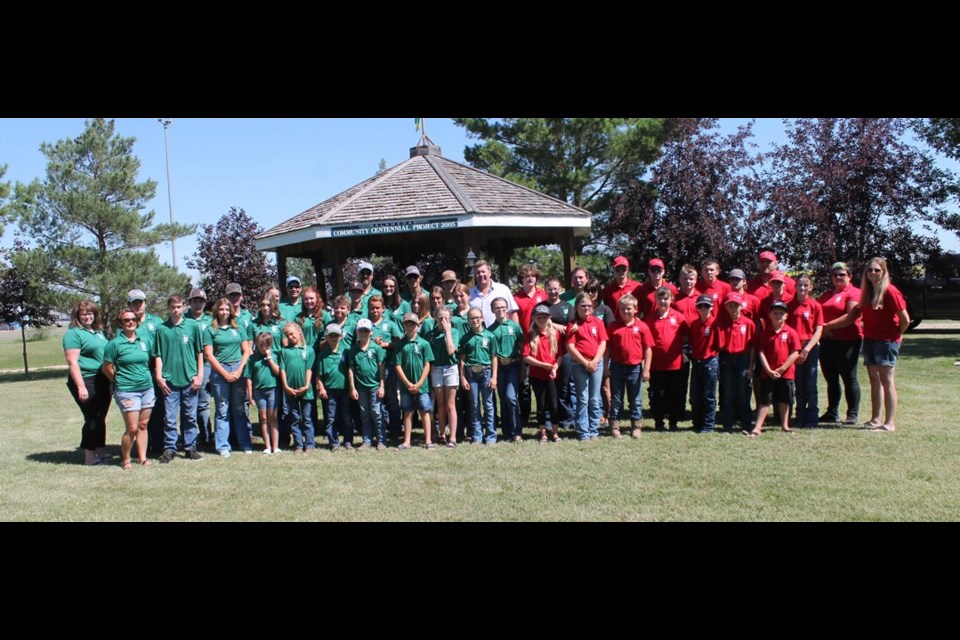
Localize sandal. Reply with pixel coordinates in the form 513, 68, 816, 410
138, 459, 152, 466
870, 424, 896, 432
427, 443, 436, 450
551, 435, 562, 443
121, 461, 133, 471
538, 436, 548, 444
446, 441, 457, 448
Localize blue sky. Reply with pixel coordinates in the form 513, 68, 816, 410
1, 117, 956, 280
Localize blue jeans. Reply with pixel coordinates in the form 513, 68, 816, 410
497, 361, 521, 439
466, 366, 496, 443
609, 361, 643, 422
690, 356, 718, 432
162, 384, 199, 451
197, 362, 212, 444
571, 361, 603, 439
321, 389, 352, 447
382, 367, 403, 433
211, 361, 250, 453
357, 388, 383, 445
794, 344, 820, 427
286, 395, 315, 449
720, 352, 752, 431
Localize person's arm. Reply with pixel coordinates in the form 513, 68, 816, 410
489, 352, 498, 390
376, 362, 385, 399
348, 368, 359, 401
591, 341, 607, 372
897, 308, 911, 338
263, 348, 280, 376
154, 356, 171, 395
101, 361, 116, 384
204, 345, 230, 380
246, 377, 254, 405
191, 350, 204, 390
239, 339, 251, 372
301, 368, 313, 397
64, 349, 88, 401
746, 345, 756, 379
414, 362, 431, 395
828, 303, 862, 330
759, 350, 777, 379
777, 350, 801, 376
460, 352, 470, 391
280, 369, 296, 397
642, 347, 652, 382
798, 325, 823, 364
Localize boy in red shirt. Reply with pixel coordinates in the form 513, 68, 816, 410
605, 294, 653, 439
603, 256, 640, 323
645, 287, 689, 431
635, 258, 678, 321
716, 293, 755, 433
689, 295, 720, 433
695, 259, 731, 318
747, 300, 801, 436
786, 275, 824, 428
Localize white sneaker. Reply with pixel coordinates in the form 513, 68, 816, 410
272, 448, 283, 454
262, 448, 272, 455
219, 450, 231, 458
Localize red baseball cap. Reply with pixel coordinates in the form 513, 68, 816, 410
724, 292, 743, 306
613, 256, 630, 269
759, 251, 777, 262
648, 258, 665, 269
769, 271, 785, 283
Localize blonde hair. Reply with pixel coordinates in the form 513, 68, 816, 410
210, 298, 238, 332
528, 313, 559, 357
282, 321, 305, 345
861, 257, 890, 310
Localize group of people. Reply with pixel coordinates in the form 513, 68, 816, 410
63, 251, 910, 467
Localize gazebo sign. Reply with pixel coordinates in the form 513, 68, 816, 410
330, 217, 459, 238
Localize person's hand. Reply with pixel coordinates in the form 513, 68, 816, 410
76, 385, 89, 402
461, 378, 471, 391
350, 389, 359, 401
488, 377, 497, 390
157, 379, 171, 396
377, 385, 385, 399
549, 363, 558, 380
642, 370, 650, 383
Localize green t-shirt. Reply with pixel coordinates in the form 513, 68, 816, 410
370, 317, 403, 364
279, 344, 315, 399
252, 317, 284, 343
136, 312, 164, 353
187, 312, 214, 361
383, 300, 412, 327
103, 334, 153, 391
418, 317, 436, 338
235, 308, 255, 341
297, 310, 333, 349
329, 318, 357, 350
489, 320, 523, 358
394, 335, 434, 394
428, 325, 461, 367
559, 289, 579, 304
244, 350, 278, 390
315, 342, 348, 390
348, 342, 385, 390
358, 288, 383, 319
279, 299, 302, 323
62, 326, 108, 377
459, 330, 495, 367
204, 323, 246, 363
451, 313, 469, 336
152, 316, 204, 387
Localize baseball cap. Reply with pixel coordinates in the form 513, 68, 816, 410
402, 312, 420, 324
286, 275, 301, 287
769, 271, 785, 283
324, 323, 343, 337
534, 304, 551, 316
188, 288, 207, 301
759, 251, 777, 262
613, 256, 630, 269
724, 292, 743, 306
404, 265, 421, 278
225, 283, 243, 296
727, 269, 746, 281
695, 294, 714, 308
648, 258, 665, 270
127, 289, 146, 302
357, 261, 374, 274
348, 281, 364, 292
770, 300, 789, 312
356, 318, 373, 332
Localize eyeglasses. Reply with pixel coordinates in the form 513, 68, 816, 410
614, 266, 628, 271
406, 274, 419, 280
832, 272, 848, 278
584, 288, 598, 294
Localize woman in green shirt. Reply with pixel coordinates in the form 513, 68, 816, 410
381, 275, 411, 327
103, 308, 156, 469
297, 286, 332, 349
252, 296, 284, 345
63, 300, 112, 466
204, 298, 252, 456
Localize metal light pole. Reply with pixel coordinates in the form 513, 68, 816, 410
158, 118, 177, 269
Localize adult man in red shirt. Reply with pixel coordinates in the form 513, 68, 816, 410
746, 251, 796, 303
635, 258, 678, 321
603, 256, 640, 323
695, 259, 732, 318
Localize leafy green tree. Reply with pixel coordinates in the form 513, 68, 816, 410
0, 164, 10, 236
11, 118, 193, 329
0, 242, 55, 377
454, 118, 672, 218
914, 118, 960, 240
508, 247, 612, 288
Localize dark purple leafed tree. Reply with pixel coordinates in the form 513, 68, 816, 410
762, 118, 953, 283
608, 118, 767, 279
186, 207, 277, 310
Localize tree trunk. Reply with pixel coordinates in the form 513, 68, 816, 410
21, 323, 29, 379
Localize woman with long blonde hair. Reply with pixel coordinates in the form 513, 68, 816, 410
852, 257, 909, 432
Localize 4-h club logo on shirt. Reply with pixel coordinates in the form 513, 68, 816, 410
590, 326, 597, 336
367, 351, 374, 359
414, 344, 420, 354
140, 342, 147, 351
182, 335, 190, 344
147, 323, 155, 331
669, 317, 677, 325
482, 338, 489, 348
704, 327, 710, 335
803, 312, 810, 319
836, 296, 842, 304
740, 325, 747, 334
781, 333, 788, 342
301, 349, 307, 360
231, 329, 238, 337
508, 327, 514, 336
632, 326, 639, 333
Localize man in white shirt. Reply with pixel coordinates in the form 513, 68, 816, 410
469, 260, 518, 327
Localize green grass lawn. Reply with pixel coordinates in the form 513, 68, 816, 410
0, 325, 68, 371
1, 326, 958, 521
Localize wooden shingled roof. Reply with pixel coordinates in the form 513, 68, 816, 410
256, 144, 590, 241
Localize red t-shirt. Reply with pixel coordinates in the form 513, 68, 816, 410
689, 315, 720, 361
695, 279, 732, 318
635, 281, 678, 321
565, 316, 608, 361
606, 319, 654, 366
716, 314, 755, 354
522, 329, 566, 381
817, 285, 862, 341
786, 297, 824, 342
603, 278, 640, 322
859, 284, 907, 342
755, 324, 802, 379
737, 291, 762, 322
746, 274, 797, 302
645, 308, 689, 371
514, 286, 548, 332
759, 294, 795, 331
672, 292, 700, 326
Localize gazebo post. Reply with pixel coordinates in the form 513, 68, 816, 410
561, 229, 576, 289
329, 241, 343, 296
277, 250, 288, 292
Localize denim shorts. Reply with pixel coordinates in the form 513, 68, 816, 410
400, 391, 433, 413
253, 387, 279, 411
114, 387, 156, 413
430, 364, 460, 388
863, 338, 900, 367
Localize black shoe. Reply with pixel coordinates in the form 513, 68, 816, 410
818, 413, 839, 423
842, 417, 858, 425
185, 447, 203, 461
159, 449, 176, 464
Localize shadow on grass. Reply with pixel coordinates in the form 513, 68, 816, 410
26, 446, 120, 466
903, 334, 960, 359
0, 368, 67, 384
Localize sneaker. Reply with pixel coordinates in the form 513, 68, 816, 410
262, 449, 272, 455
842, 416, 858, 425
358, 443, 371, 450
631, 428, 642, 439
272, 448, 283, 454
376, 443, 386, 451
185, 448, 203, 461
160, 449, 176, 464
219, 450, 231, 458
818, 413, 839, 423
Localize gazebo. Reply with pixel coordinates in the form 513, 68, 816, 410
255, 139, 592, 292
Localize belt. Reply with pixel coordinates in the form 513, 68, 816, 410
498, 357, 519, 365
469, 364, 490, 373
